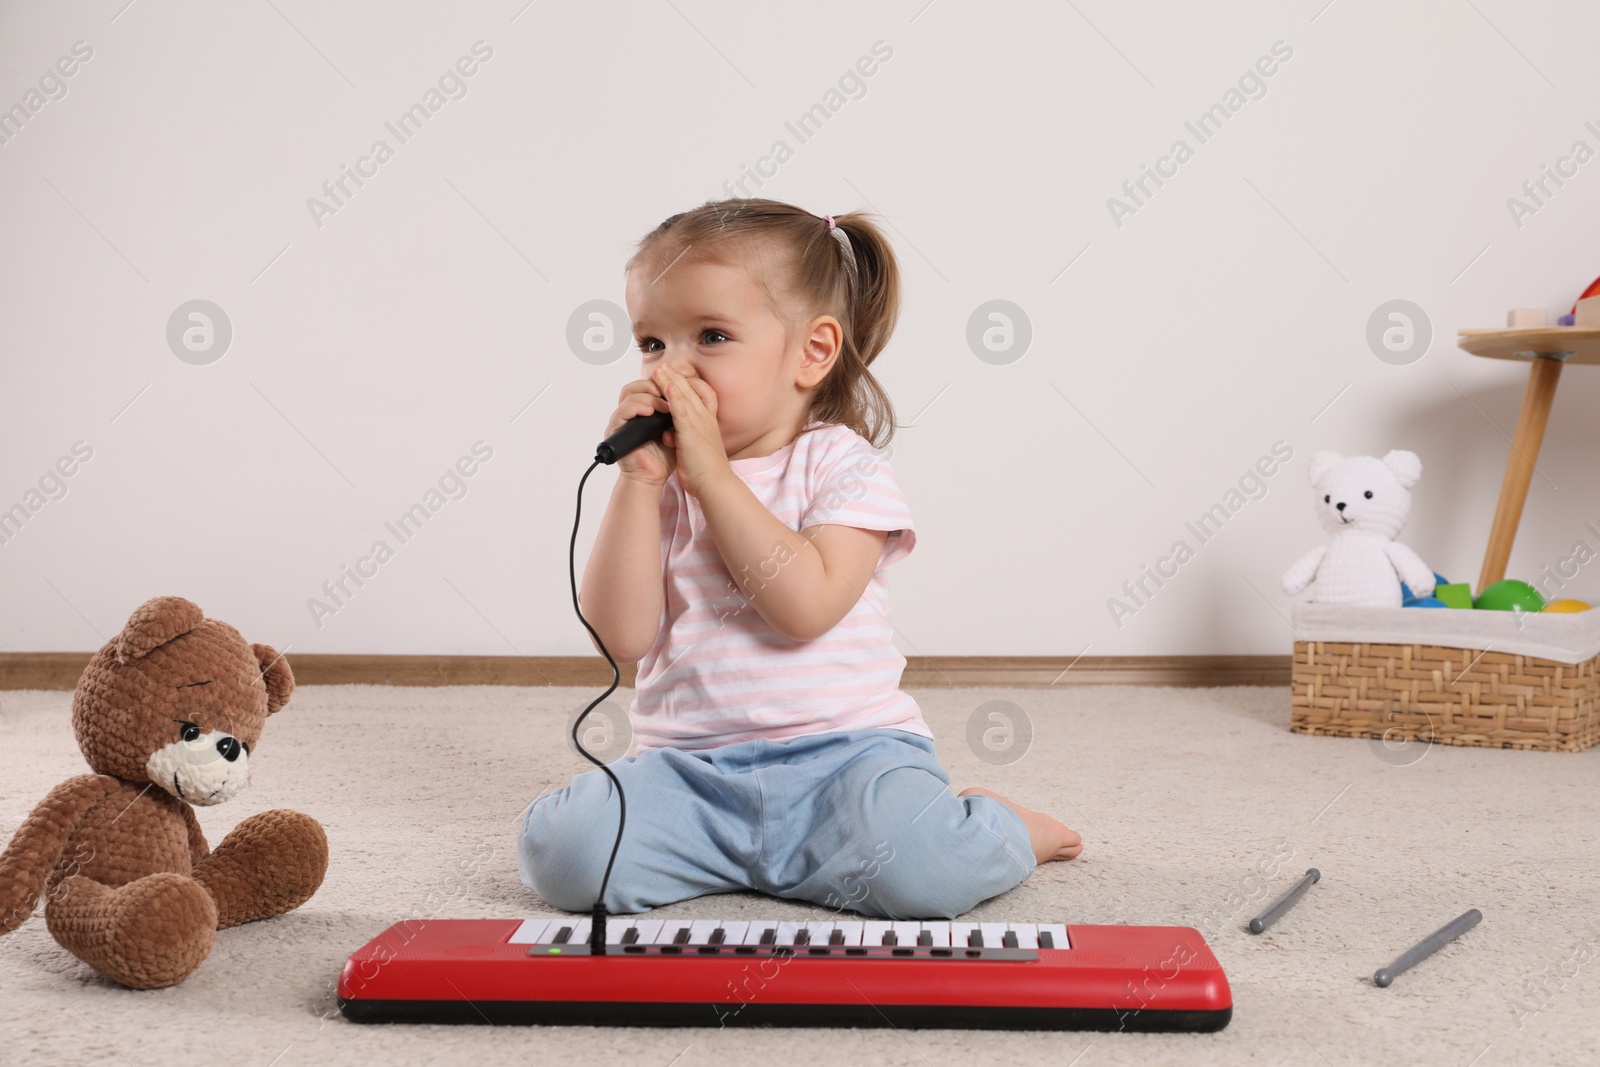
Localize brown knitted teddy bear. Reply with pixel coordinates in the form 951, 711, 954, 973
0, 595, 328, 989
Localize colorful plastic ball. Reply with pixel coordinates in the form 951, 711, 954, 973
1543, 599, 1592, 613
1399, 572, 1450, 602
1473, 579, 1547, 613
1403, 596, 1447, 608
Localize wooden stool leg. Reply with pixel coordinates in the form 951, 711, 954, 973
1478, 355, 1564, 592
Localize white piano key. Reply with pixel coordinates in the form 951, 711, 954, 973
688, 919, 722, 945
980, 922, 1009, 948
1008, 922, 1039, 949
508, 919, 552, 945
605, 919, 635, 945
775, 920, 809, 945
564, 918, 592, 945
863, 920, 895, 947
658, 919, 695, 945
720, 921, 750, 945
1039, 923, 1070, 950
834, 921, 865, 946
891, 921, 922, 947
631, 919, 666, 945
803, 921, 835, 946
950, 921, 980, 948
920, 921, 951, 947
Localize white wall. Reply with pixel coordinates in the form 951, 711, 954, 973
4, 0, 1599, 659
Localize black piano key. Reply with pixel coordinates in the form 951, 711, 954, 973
552, 926, 573, 944
917, 930, 933, 947
709, 928, 726, 945
829, 929, 846, 946
672, 927, 692, 945
968, 930, 983, 947
1038, 930, 1055, 949
1003, 930, 1019, 948
620, 927, 639, 945
759, 927, 777, 945
882, 930, 897, 946
794, 929, 811, 945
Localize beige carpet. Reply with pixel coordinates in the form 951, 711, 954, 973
2, 683, 1596, 1066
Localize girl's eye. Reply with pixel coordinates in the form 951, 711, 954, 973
179, 722, 201, 742
702, 329, 728, 344
637, 338, 661, 354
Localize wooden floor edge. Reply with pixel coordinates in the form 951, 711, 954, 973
0, 652, 1291, 691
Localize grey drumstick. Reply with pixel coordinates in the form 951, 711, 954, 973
1248, 868, 1320, 934
1374, 909, 1482, 987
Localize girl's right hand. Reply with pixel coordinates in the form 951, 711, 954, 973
606, 378, 674, 487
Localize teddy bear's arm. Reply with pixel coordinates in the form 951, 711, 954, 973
1383, 541, 1436, 597
1281, 546, 1327, 596
0, 774, 121, 935
180, 801, 210, 865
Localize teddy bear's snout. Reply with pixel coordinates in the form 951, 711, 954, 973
145, 729, 252, 807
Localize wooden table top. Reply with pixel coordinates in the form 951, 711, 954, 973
1458, 326, 1600, 364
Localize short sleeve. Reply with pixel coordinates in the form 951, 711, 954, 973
799, 428, 916, 570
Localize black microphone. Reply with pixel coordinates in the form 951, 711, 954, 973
595, 410, 672, 465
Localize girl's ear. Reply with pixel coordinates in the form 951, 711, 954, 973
252, 643, 295, 715
797, 314, 844, 389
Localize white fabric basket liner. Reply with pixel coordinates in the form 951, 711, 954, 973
1290, 602, 1600, 666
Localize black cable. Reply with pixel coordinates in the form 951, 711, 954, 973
569, 457, 625, 955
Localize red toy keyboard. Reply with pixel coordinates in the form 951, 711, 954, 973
337, 917, 1232, 1031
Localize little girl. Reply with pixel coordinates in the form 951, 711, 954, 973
518, 198, 1080, 921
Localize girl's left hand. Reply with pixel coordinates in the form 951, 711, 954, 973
653, 363, 729, 497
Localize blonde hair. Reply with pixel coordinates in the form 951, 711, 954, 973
624, 197, 902, 450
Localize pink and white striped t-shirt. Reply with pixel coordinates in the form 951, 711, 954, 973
628, 421, 931, 753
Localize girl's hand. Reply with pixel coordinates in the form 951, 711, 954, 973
605, 378, 673, 487
653, 363, 730, 497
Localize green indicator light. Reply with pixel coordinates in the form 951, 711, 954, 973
547, 947, 561, 954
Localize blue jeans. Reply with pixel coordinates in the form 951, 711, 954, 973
516, 727, 1036, 920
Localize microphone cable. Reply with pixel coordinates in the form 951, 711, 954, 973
569, 457, 626, 955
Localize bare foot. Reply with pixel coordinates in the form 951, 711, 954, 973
958, 786, 1083, 864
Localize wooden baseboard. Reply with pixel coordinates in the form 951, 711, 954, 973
0, 652, 1289, 691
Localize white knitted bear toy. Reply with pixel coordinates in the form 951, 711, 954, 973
1281, 450, 1435, 608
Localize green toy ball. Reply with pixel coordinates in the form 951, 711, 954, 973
1473, 579, 1547, 613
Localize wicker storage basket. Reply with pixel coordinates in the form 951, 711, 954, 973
1289, 602, 1600, 753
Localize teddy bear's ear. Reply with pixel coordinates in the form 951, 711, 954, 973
253, 643, 295, 715
116, 596, 205, 663
1307, 450, 1343, 486
1382, 449, 1422, 489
